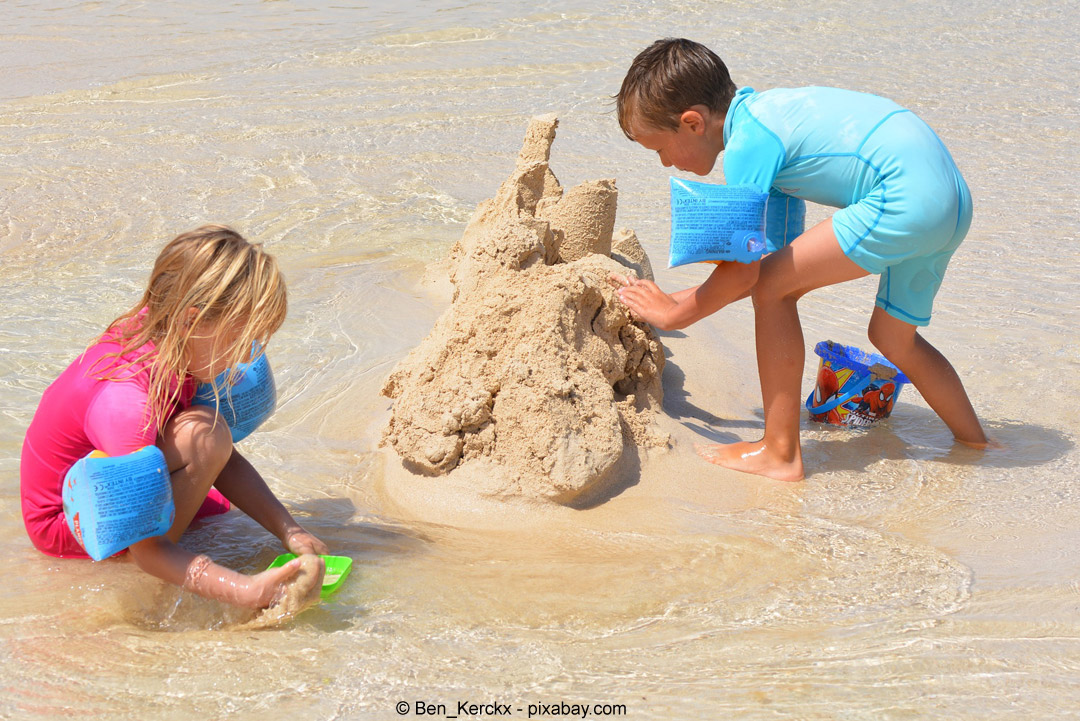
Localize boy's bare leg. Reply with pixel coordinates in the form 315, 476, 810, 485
697, 219, 868, 481
866, 307, 988, 447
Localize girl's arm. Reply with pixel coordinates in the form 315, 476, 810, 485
609, 260, 760, 331
212, 449, 329, 556
127, 535, 302, 608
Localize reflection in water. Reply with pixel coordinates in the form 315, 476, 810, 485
1, 0, 1079, 718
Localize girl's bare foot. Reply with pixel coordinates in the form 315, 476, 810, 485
694, 441, 804, 482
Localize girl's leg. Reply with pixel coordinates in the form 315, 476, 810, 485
128, 405, 310, 608
866, 306, 988, 446
698, 219, 869, 481
158, 405, 234, 542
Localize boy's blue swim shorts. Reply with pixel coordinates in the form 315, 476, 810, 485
831, 110, 972, 327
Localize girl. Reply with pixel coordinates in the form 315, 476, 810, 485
20, 225, 327, 608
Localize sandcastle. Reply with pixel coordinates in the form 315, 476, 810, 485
381, 115, 667, 505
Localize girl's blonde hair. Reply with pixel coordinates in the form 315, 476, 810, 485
95, 224, 287, 430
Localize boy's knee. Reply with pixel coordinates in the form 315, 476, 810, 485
867, 322, 886, 353
161, 406, 233, 469
867, 317, 912, 361
750, 276, 778, 308
751, 263, 802, 307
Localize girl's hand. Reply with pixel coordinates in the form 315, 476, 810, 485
245, 559, 303, 608
284, 527, 329, 556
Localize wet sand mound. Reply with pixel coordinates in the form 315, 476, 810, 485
381, 115, 667, 505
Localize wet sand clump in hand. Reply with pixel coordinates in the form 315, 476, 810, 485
237, 554, 324, 630
381, 115, 667, 505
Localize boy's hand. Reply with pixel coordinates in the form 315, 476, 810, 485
607, 272, 637, 292
284, 527, 329, 556
608, 273, 677, 330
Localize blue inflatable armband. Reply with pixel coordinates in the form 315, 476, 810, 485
669, 178, 768, 266
191, 347, 276, 443
62, 446, 174, 561
765, 188, 806, 252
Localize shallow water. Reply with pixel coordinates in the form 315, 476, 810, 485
1, 1, 1079, 719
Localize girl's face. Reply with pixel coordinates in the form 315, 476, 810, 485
185, 313, 249, 384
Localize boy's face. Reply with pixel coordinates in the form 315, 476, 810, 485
630, 106, 723, 176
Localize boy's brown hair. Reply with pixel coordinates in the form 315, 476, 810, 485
616, 38, 737, 140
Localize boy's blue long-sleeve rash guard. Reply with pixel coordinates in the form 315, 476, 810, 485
719, 85, 972, 327
723, 85, 916, 251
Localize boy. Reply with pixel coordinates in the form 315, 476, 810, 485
611, 38, 988, 482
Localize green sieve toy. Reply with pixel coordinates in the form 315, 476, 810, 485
266, 553, 353, 597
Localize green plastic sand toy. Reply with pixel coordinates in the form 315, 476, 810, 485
267, 553, 353, 597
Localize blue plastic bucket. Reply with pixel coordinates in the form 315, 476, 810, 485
805, 341, 910, 427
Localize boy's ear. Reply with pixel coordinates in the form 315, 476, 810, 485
679, 108, 707, 135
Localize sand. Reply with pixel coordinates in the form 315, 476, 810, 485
381, 115, 668, 506
868, 362, 898, 381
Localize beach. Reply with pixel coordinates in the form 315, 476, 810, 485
1, 1, 1079, 719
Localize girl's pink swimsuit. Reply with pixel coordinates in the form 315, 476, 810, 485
20, 330, 229, 559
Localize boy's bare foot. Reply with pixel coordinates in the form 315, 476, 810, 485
955, 434, 1003, 450
694, 441, 804, 482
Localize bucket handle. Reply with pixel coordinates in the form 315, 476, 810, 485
806, 371, 872, 414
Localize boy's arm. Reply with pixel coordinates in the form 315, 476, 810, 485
610, 260, 759, 331
669, 285, 700, 304
212, 449, 329, 556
